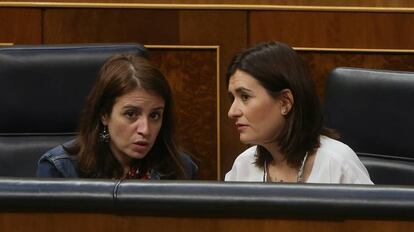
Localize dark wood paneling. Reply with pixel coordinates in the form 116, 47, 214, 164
1, 212, 414, 232
43, 9, 180, 44
178, 10, 248, 179
250, 11, 414, 49
0, 8, 41, 44
149, 48, 218, 180
298, 51, 414, 100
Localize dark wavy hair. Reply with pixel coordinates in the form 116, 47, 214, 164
226, 41, 337, 168
66, 54, 187, 179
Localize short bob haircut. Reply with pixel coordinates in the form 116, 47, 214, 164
66, 54, 187, 179
226, 41, 335, 168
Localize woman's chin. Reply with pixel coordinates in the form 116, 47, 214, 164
127, 151, 148, 160
239, 137, 256, 145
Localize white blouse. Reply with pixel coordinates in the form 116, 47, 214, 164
225, 136, 374, 184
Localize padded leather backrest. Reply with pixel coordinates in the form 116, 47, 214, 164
0, 44, 148, 177
324, 67, 414, 185
1, 179, 414, 219
359, 155, 414, 185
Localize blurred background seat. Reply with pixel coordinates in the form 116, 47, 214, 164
324, 67, 414, 185
0, 44, 147, 177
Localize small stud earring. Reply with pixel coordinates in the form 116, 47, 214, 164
281, 109, 287, 115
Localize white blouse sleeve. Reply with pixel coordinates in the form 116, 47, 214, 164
311, 137, 373, 184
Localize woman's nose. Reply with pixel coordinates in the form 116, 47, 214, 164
228, 101, 242, 119
136, 118, 150, 136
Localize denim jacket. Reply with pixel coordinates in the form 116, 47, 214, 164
37, 140, 198, 179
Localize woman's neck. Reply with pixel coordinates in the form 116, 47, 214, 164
262, 142, 285, 165
109, 144, 132, 176
262, 142, 315, 183
262, 142, 301, 182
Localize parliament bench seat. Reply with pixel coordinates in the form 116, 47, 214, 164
0, 44, 147, 177
324, 67, 414, 185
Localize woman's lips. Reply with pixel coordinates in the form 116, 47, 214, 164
132, 141, 149, 151
235, 123, 248, 131
134, 141, 148, 145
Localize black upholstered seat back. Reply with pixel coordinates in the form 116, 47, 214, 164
0, 44, 148, 177
324, 67, 414, 185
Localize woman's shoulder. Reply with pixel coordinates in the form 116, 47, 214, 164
224, 146, 261, 181
37, 140, 78, 178
234, 146, 257, 164
314, 136, 373, 184
39, 140, 76, 162
318, 136, 358, 161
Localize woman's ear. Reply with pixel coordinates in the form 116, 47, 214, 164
280, 89, 294, 115
101, 115, 108, 126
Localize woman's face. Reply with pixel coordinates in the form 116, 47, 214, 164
102, 88, 165, 166
228, 70, 289, 145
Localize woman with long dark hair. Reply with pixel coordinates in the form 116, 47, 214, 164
37, 54, 197, 179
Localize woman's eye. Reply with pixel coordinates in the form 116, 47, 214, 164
241, 94, 250, 101
125, 111, 137, 119
150, 112, 162, 121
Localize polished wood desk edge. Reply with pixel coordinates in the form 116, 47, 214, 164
1, 2, 414, 12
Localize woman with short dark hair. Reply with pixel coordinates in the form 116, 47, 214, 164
225, 41, 372, 184
37, 54, 197, 179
